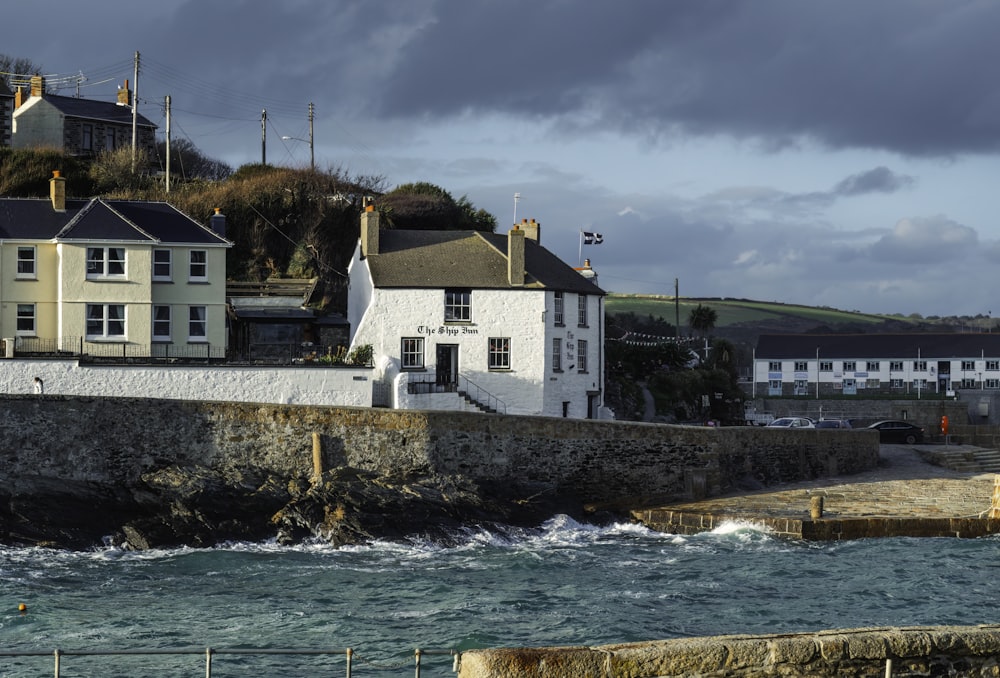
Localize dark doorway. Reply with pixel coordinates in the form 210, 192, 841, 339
436, 344, 458, 389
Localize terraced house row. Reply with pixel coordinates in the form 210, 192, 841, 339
754, 333, 1000, 397
0, 172, 231, 358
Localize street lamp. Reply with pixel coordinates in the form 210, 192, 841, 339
282, 102, 315, 170
281, 135, 314, 170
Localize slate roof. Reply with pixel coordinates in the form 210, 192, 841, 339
25, 93, 156, 128
0, 197, 229, 245
366, 229, 604, 294
756, 333, 1000, 359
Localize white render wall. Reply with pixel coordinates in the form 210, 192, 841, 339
352, 286, 550, 416
0, 359, 373, 407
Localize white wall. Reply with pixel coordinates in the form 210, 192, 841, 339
0, 359, 373, 407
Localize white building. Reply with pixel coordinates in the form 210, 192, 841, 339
347, 207, 611, 418
754, 333, 1000, 397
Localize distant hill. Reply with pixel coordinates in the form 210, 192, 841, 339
605, 294, 986, 346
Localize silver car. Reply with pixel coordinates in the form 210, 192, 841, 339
766, 417, 815, 429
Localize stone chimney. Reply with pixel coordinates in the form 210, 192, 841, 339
117, 79, 132, 107
14, 87, 24, 109
508, 224, 525, 286
49, 170, 66, 212
210, 207, 226, 237
29, 75, 45, 98
522, 218, 541, 243
360, 198, 379, 257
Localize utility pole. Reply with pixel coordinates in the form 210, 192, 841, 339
131, 51, 139, 174
165, 95, 171, 193
674, 278, 680, 341
261, 109, 267, 165
308, 102, 314, 170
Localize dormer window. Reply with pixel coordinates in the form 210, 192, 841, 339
87, 247, 125, 279
444, 288, 471, 322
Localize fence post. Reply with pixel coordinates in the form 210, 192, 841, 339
205, 647, 213, 678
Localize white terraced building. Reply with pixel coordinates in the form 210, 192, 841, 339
753, 333, 1000, 398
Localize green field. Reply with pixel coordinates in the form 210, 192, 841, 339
605, 294, 904, 328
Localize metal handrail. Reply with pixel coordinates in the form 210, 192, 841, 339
0, 646, 460, 677
457, 373, 507, 414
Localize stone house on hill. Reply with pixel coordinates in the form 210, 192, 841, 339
11, 76, 157, 159
0, 172, 231, 358
347, 207, 611, 419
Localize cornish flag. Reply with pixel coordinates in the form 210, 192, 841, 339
583, 231, 603, 245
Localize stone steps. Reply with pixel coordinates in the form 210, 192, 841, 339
926, 448, 1000, 474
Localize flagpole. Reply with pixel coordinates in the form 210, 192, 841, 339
578, 229, 583, 266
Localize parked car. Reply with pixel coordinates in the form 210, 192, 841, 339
866, 420, 924, 444
766, 417, 815, 429
816, 419, 852, 429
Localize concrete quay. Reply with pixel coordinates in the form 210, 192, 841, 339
631, 444, 1000, 539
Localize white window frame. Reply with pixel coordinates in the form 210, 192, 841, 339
16, 246, 36, 279
843, 361, 856, 372
152, 305, 171, 342
188, 250, 208, 282
87, 247, 126, 279
16, 303, 35, 336
86, 303, 125, 339
577, 339, 588, 373
987, 360, 1000, 371
577, 294, 588, 327
552, 337, 562, 372
866, 361, 880, 371
987, 379, 1000, 389
153, 249, 172, 281
914, 360, 927, 371
444, 289, 471, 322
819, 361, 833, 372
794, 361, 808, 371
401, 337, 424, 369
961, 360, 976, 371
553, 292, 564, 326
488, 337, 511, 370
768, 361, 781, 372
188, 306, 207, 342
890, 361, 904, 372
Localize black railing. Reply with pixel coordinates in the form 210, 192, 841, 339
405, 372, 506, 414
10, 338, 374, 368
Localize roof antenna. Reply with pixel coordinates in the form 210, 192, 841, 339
513, 192, 521, 226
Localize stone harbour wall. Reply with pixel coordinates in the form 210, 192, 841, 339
0, 395, 878, 506
456, 625, 1000, 678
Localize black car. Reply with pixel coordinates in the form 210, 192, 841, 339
866, 420, 924, 444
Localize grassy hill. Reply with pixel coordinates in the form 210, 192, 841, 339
603, 294, 980, 347
606, 295, 898, 328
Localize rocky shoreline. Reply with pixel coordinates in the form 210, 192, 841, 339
0, 464, 595, 551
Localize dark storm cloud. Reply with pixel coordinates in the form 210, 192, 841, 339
833, 167, 915, 197
372, 0, 1000, 157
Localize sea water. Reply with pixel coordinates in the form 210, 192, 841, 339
1, 516, 998, 677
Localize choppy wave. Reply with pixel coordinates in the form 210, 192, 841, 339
4, 520, 1000, 677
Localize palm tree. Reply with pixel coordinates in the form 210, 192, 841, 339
688, 303, 718, 338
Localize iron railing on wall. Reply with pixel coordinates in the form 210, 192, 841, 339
405, 372, 507, 414
0, 646, 460, 677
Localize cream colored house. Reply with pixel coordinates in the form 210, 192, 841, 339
0, 173, 231, 358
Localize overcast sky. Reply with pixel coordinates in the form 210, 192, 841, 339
5, 0, 1000, 317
